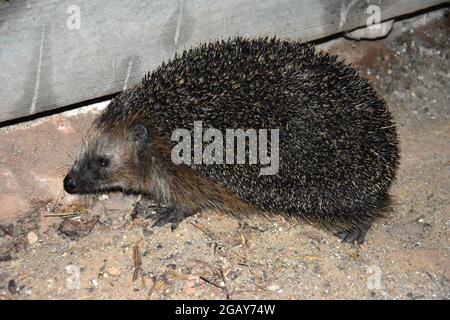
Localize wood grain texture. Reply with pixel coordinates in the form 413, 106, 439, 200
0, 0, 447, 123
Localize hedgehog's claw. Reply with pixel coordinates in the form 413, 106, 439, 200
151, 207, 190, 231
336, 229, 367, 245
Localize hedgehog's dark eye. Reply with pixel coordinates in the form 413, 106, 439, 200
98, 157, 109, 167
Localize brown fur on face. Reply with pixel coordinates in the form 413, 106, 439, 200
65, 125, 146, 194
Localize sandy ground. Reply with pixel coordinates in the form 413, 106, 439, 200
0, 9, 449, 300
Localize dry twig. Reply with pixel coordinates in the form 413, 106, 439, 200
132, 244, 142, 282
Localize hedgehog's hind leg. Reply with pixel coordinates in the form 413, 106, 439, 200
332, 193, 391, 244
330, 208, 378, 245
335, 227, 369, 244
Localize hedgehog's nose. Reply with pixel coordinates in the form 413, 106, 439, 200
63, 175, 76, 194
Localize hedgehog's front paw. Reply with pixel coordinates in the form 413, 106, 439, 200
335, 228, 367, 245
151, 207, 190, 231
131, 199, 160, 220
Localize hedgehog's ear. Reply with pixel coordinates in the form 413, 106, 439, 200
129, 125, 148, 150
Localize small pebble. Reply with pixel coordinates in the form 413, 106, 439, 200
183, 280, 196, 295
267, 285, 280, 291
98, 194, 109, 201
144, 277, 154, 288
8, 279, 17, 294
27, 231, 38, 245
108, 267, 121, 276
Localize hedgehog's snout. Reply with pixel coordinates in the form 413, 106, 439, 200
63, 173, 77, 194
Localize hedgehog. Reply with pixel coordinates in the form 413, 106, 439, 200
63, 37, 399, 244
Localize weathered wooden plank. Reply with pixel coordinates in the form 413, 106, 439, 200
0, 0, 447, 123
